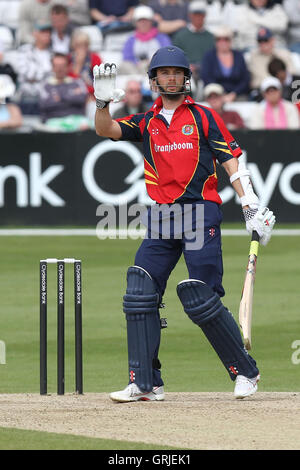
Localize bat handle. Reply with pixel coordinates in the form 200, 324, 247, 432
252, 230, 260, 242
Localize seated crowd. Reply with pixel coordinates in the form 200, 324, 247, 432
0, 0, 300, 131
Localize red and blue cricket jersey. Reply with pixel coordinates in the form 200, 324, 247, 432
116, 95, 242, 204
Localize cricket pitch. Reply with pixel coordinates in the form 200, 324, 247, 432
0, 392, 299, 450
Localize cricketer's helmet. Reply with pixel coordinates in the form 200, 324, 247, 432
148, 46, 192, 94
148, 46, 192, 79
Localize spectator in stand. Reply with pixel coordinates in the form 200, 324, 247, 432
283, 0, 300, 53
202, 0, 226, 36
89, 0, 139, 34
68, 29, 102, 100
39, 52, 91, 130
52, 0, 91, 28
201, 25, 250, 102
203, 83, 245, 129
232, 0, 288, 51
16, 22, 53, 114
50, 4, 74, 54
0, 0, 22, 39
248, 76, 300, 129
268, 57, 300, 101
120, 5, 171, 75
247, 27, 297, 100
204, 1, 251, 38
172, 1, 215, 81
18, 0, 52, 45
0, 41, 17, 85
112, 79, 149, 118
148, 0, 189, 38
0, 24, 14, 52
0, 75, 23, 130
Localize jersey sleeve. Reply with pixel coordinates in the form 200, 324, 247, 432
207, 109, 242, 164
115, 113, 145, 142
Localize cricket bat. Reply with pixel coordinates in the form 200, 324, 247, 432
239, 230, 260, 350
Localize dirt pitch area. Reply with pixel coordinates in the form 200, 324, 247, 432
0, 392, 299, 450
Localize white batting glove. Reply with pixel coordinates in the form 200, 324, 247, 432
93, 63, 125, 108
244, 207, 276, 246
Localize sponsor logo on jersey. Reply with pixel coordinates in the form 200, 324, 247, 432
154, 142, 194, 153
229, 140, 239, 150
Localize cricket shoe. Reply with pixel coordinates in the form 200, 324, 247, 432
234, 374, 260, 399
110, 383, 165, 403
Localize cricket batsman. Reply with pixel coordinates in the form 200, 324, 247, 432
93, 46, 275, 401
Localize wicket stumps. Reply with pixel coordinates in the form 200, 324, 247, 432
40, 258, 83, 395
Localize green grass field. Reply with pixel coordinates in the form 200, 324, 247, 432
0, 229, 299, 449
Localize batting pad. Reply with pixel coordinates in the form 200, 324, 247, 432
177, 280, 259, 380
123, 266, 161, 392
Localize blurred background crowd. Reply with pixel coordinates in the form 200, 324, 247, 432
0, 0, 300, 132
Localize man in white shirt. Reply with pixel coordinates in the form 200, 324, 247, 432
231, 0, 288, 50
18, 0, 52, 45
16, 22, 52, 114
247, 27, 297, 94
50, 3, 73, 54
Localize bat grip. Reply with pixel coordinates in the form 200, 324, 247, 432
251, 230, 260, 242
